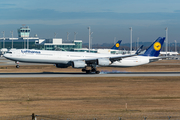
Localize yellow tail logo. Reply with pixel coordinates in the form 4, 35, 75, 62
154, 42, 161, 51
116, 43, 119, 48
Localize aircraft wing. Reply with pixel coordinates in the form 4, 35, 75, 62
109, 53, 141, 62
80, 45, 144, 64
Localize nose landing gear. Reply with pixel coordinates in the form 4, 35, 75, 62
16, 65, 19, 68
15, 61, 20, 68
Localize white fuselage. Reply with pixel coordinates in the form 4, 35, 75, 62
110, 56, 152, 67
4, 49, 118, 64
4, 49, 157, 67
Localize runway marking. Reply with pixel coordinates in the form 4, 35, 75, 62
0, 72, 180, 78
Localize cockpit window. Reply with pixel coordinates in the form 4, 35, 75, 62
7, 52, 12, 54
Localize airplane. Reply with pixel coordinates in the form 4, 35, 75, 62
109, 37, 165, 67
96, 40, 122, 54
3, 43, 143, 74
111, 40, 122, 50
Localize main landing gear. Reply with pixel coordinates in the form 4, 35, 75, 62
15, 61, 20, 68
82, 67, 100, 74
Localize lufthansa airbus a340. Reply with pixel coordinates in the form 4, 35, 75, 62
3, 42, 143, 74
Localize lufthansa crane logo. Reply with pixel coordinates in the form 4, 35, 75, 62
116, 43, 120, 48
154, 42, 161, 51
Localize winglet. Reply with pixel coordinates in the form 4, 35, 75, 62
135, 45, 143, 55
142, 37, 165, 57
111, 40, 122, 50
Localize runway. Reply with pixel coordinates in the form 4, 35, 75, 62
0, 72, 180, 78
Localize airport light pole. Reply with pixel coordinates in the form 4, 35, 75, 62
91, 37, 93, 50
67, 32, 70, 41
137, 37, 139, 50
74, 32, 78, 40
2, 31, 5, 48
27, 36, 29, 49
129, 27, 132, 54
88, 26, 93, 52
10, 31, 13, 49
54, 32, 57, 38
24, 30, 26, 49
165, 27, 168, 56
175, 40, 177, 54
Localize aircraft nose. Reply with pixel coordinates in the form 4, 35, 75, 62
3, 54, 6, 57
3, 53, 8, 58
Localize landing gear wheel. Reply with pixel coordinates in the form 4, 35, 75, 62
86, 70, 91, 74
91, 68, 96, 72
82, 66, 99, 74
95, 71, 100, 74
16, 65, 19, 68
82, 68, 86, 72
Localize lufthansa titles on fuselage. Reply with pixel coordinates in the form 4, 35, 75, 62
21, 50, 41, 54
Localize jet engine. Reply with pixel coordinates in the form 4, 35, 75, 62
72, 61, 87, 68
97, 58, 111, 66
55, 63, 70, 68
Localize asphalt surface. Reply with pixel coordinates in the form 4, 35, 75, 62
0, 72, 180, 78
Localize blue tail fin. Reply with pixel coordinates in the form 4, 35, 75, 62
142, 37, 165, 57
111, 40, 122, 50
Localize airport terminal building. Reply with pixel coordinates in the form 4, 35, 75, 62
0, 26, 83, 53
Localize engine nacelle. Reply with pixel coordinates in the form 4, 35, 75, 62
55, 63, 70, 68
98, 58, 111, 66
72, 61, 86, 68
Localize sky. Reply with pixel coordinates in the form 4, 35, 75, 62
0, 0, 180, 44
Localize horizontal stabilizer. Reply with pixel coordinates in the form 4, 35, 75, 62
135, 45, 143, 55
